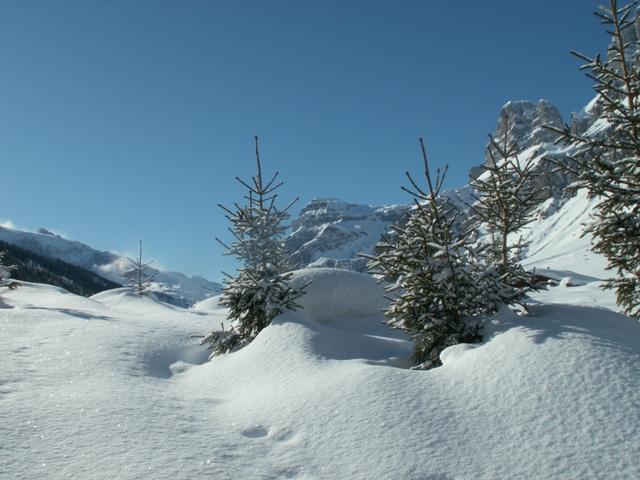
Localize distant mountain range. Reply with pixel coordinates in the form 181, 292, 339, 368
0, 239, 121, 297
0, 226, 220, 307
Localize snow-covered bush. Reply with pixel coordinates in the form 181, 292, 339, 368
548, 0, 640, 318
366, 139, 497, 369
204, 137, 306, 356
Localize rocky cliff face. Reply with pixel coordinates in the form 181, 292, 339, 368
284, 199, 407, 272
470, 99, 573, 201
284, 187, 473, 272
491, 99, 564, 150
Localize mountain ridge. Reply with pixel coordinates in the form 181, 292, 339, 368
0, 225, 221, 307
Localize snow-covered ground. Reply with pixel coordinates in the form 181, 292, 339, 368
522, 189, 609, 279
2, 265, 639, 479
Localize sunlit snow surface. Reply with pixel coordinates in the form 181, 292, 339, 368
2, 266, 640, 479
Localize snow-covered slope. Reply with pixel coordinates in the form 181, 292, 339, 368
0, 225, 220, 306
521, 189, 609, 279
2, 269, 639, 479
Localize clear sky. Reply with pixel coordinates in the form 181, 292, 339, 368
0, 0, 606, 280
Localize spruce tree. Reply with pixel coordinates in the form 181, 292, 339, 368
204, 137, 306, 356
122, 240, 158, 295
469, 114, 544, 305
366, 139, 495, 370
0, 250, 16, 289
547, 0, 640, 318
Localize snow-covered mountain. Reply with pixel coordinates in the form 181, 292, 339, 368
0, 225, 220, 307
282, 101, 571, 272
282, 90, 615, 279
284, 187, 473, 272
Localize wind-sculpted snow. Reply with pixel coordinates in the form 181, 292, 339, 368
2, 269, 640, 479
289, 268, 388, 323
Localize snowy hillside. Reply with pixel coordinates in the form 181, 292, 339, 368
0, 225, 220, 307
521, 189, 609, 279
2, 268, 639, 479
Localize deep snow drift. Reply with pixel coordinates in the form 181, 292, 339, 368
2, 267, 639, 479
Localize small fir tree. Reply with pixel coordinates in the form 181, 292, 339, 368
204, 137, 306, 356
366, 139, 497, 369
469, 114, 544, 304
122, 240, 157, 295
547, 0, 640, 318
0, 250, 17, 292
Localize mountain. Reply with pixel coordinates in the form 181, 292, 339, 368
0, 226, 220, 307
470, 98, 572, 200
284, 187, 473, 272
283, 95, 609, 277
0, 239, 121, 296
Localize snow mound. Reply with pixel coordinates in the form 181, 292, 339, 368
289, 268, 388, 323
179, 282, 640, 479
1, 281, 104, 311
90, 287, 187, 313
191, 294, 225, 314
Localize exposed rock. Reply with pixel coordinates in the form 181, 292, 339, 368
481, 99, 571, 200
285, 198, 407, 272
284, 188, 473, 272
490, 99, 564, 153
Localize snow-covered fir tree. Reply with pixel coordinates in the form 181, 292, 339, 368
548, 0, 640, 318
122, 240, 157, 296
366, 139, 500, 369
0, 250, 16, 289
469, 114, 544, 305
203, 137, 306, 357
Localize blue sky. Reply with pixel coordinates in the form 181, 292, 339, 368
0, 0, 605, 280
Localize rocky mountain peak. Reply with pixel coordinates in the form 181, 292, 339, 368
292, 198, 378, 231
491, 99, 564, 154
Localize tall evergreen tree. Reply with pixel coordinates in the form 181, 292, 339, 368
366, 139, 496, 370
469, 114, 544, 304
547, 0, 640, 318
203, 137, 306, 357
122, 240, 157, 296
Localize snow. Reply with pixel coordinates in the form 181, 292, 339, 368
2, 261, 640, 479
522, 189, 609, 279
289, 268, 388, 322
